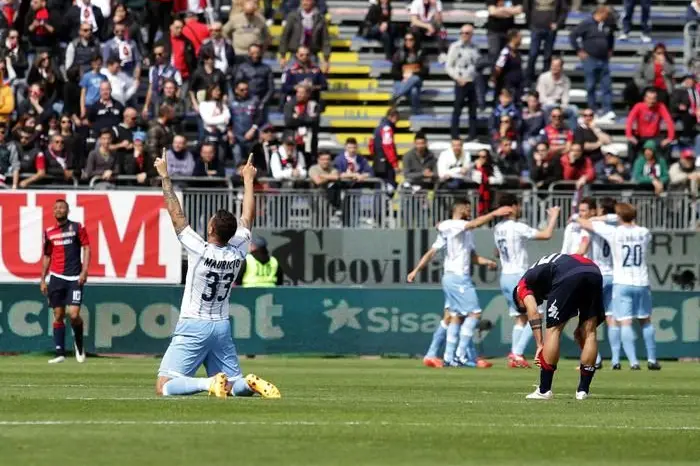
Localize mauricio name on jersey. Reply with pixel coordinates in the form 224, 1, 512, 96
178, 225, 250, 321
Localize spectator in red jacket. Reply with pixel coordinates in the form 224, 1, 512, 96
539, 106, 573, 161
560, 142, 595, 190
626, 88, 675, 157
182, 11, 210, 56
370, 107, 400, 189
166, 18, 196, 92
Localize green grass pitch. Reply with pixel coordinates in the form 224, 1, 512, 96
1, 356, 699, 466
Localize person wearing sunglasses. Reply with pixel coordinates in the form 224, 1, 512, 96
573, 109, 611, 163
390, 32, 427, 115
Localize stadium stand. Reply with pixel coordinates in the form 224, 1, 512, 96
0, 0, 697, 232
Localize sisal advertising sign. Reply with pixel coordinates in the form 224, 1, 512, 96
0, 191, 182, 283
0, 285, 698, 358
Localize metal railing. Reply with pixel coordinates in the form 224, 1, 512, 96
179, 184, 698, 233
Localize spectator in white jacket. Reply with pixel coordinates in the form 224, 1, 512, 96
536, 56, 578, 129
101, 57, 139, 106
271, 133, 307, 182
198, 84, 231, 136
437, 138, 472, 188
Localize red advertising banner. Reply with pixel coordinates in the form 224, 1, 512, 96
0, 191, 182, 283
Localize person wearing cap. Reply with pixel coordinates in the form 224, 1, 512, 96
122, 130, 152, 184
632, 140, 669, 195
248, 123, 277, 177
235, 236, 283, 288
669, 149, 700, 192
270, 132, 307, 182
595, 146, 630, 184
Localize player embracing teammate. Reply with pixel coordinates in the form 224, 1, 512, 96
576, 202, 660, 370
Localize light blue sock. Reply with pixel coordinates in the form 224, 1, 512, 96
595, 352, 602, 365
231, 377, 254, 397
456, 317, 479, 363
642, 323, 657, 363
444, 322, 460, 363
608, 325, 621, 365
620, 325, 639, 366
511, 324, 524, 354
513, 323, 533, 356
162, 376, 212, 396
426, 320, 448, 358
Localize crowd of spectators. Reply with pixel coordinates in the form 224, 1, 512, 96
0, 0, 697, 204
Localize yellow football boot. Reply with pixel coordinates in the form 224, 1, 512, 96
245, 374, 281, 399
208, 373, 229, 398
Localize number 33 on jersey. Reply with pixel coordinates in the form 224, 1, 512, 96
178, 225, 250, 320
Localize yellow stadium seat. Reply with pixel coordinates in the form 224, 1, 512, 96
327, 79, 379, 91
323, 105, 388, 117
322, 91, 392, 101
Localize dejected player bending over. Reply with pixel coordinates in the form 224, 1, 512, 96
41, 200, 91, 364
513, 253, 605, 400
154, 151, 280, 398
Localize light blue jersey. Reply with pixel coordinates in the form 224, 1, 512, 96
432, 220, 481, 316
158, 226, 250, 380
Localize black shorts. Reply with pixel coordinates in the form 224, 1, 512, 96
545, 271, 605, 328
47, 276, 83, 309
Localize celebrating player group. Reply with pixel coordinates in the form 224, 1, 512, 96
408, 192, 659, 400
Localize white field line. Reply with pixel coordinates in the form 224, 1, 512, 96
0, 420, 698, 431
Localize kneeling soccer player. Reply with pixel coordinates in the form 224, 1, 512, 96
154, 151, 280, 399
513, 253, 605, 400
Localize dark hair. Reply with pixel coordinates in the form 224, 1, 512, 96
498, 192, 518, 208
54, 199, 69, 208
536, 141, 549, 150
345, 137, 358, 145
386, 107, 399, 118
527, 90, 540, 100
318, 150, 332, 158
99, 127, 113, 137
211, 210, 238, 243
550, 55, 564, 65
579, 197, 597, 210
106, 56, 120, 66
599, 197, 616, 215
205, 83, 223, 100
200, 141, 216, 152
415, 131, 427, 141
645, 88, 658, 96
451, 198, 471, 215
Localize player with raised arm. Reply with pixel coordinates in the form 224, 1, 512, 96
576, 203, 660, 371
513, 253, 605, 400
560, 197, 603, 369
408, 200, 512, 368
568, 197, 618, 369
41, 200, 91, 364
154, 150, 281, 398
493, 194, 559, 368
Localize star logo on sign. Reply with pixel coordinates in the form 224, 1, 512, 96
323, 300, 363, 334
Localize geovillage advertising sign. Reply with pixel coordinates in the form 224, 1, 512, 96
0, 285, 697, 358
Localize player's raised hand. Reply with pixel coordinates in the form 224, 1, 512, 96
154, 148, 169, 178
240, 153, 257, 182
547, 206, 561, 219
